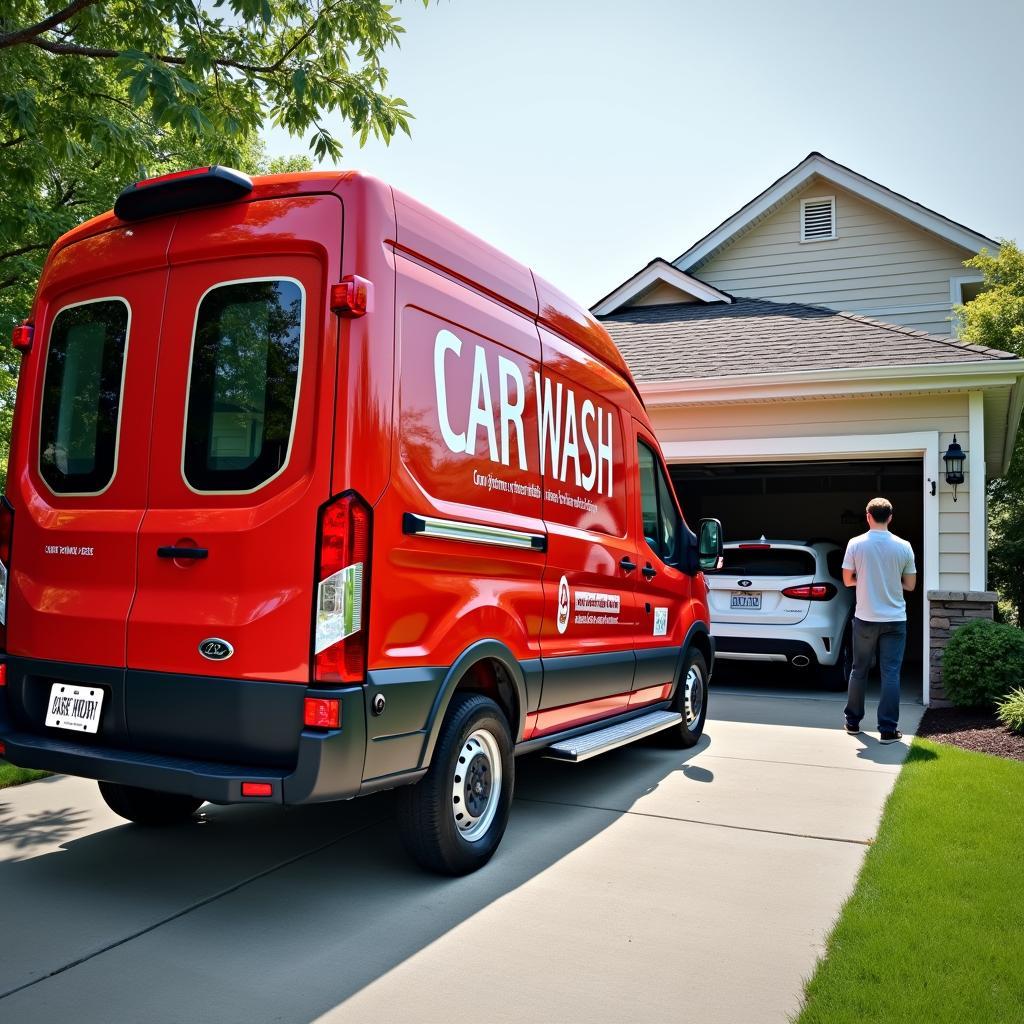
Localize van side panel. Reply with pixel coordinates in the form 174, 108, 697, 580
531, 325, 641, 733
126, 196, 341, 682
6, 219, 174, 668
364, 252, 545, 768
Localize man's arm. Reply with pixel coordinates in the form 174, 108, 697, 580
843, 568, 856, 588
902, 573, 917, 592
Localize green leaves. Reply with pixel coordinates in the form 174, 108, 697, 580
0, 0, 428, 488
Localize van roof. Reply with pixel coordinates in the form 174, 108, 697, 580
48, 169, 642, 403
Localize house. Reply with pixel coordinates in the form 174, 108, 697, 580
594, 153, 1024, 705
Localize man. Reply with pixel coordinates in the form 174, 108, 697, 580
841, 497, 917, 743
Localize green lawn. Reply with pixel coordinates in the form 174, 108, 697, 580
0, 759, 49, 789
797, 739, 1024, 1024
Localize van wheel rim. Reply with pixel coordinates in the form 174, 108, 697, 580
684, 666, 704, 729
452, 728, 502, 843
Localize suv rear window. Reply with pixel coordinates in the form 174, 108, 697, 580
39, 298, 129, 495
720, 548, 815, 576
183, 279, 304, 492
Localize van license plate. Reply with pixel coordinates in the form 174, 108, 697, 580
730, 592, 762, 610
44, 683, 104, 734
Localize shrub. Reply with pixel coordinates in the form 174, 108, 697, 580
942, 619, 1024, 708
996, 688, 1024, 735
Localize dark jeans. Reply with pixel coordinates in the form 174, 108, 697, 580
845, 617, 907, 733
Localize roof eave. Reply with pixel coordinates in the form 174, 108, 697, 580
674, 153, 999, 271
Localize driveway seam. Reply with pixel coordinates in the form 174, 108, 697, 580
515, 796, 873, 846
697, 753, 903, 774
0, 816, 386, 1004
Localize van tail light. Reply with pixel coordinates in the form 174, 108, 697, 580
0, 498, 12, 652
782, 583, 837, 601
313, 492, 371, 683
330, 275, 373, 318
11, 322, 33, 352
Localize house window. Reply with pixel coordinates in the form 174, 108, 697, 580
800, 196, 836, 242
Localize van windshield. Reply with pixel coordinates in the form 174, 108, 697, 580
183, 279, 303, 492
39, 298, 129, 494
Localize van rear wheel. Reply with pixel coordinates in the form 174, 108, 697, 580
396, 692, 514, 876
98, 781, 203, 825
661, 649, 709, 748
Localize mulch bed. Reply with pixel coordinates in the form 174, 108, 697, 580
917, 705, 1024, 762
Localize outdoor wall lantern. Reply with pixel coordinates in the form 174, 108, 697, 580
943, 435, 966, 501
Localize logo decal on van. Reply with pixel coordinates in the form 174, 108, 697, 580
556, 576, 571, 634
198, 638, 234, 661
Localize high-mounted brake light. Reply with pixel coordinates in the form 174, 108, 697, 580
114, 165, 253, 222
11, 322, 33, 352
0, 498, 13, 652
330, 275, 373, 318
782, 583, 837, 601
739, 543, 771, 550
313, 493, 371, 683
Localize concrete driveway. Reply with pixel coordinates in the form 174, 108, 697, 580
0, 689, 922, 1024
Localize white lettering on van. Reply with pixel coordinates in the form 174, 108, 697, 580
497, 356, 527, 470
435, 329, 467, 455
44, 545, 94, 557
466, 344, 498, 462
432, 329, 615, 497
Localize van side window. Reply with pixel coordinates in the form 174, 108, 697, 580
637, 440, 681, 565
39, 298, 129, 495
184, 279, 303, 492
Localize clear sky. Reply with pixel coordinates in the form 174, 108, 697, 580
264, 0, 1024, 309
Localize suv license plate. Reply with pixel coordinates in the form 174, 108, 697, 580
730, 592, 762, 610
45, 682, 104, 734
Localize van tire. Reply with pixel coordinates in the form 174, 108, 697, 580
98, 781, 204, 825
662, 648, 709, 748
396, 692, 514, 876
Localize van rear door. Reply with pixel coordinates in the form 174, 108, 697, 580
126, 195, 341, 682
6, 221, 172, 668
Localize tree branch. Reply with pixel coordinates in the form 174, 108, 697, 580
0, 0, 102, 49
0, 243, 49, 263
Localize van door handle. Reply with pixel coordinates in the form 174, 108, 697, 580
619, 557, 637, 572
642, 564, 657, 579
157, 546, 208, 560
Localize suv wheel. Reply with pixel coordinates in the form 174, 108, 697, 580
662, 649, 709, 748
396, 692, 514, 875
98, 781, 203, 825
819, 623, 853, 691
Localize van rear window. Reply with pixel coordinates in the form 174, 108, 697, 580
39, 299, 129, 494
183, 279, 303, 492
720, 548, 815, 576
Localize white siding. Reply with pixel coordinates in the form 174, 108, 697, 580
648, 392, 975, 590
691, 179, 978, 335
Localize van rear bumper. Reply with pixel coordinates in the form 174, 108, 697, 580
0, 657, 370, 804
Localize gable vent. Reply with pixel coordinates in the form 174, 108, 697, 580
800, 196, 836, 241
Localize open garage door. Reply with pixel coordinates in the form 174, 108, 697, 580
670, 459, 924, 703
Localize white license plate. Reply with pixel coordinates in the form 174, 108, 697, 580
730, 592, 762, 610
45, 682, 105, 734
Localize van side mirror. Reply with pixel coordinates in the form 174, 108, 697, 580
698, 518, 723, 573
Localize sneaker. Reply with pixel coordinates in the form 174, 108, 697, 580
845, 722, 862, 735
879, 730, 903, 744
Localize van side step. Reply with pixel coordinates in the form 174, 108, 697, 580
542, 710, 682, 763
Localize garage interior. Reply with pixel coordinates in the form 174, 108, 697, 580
671, 458, 924, 703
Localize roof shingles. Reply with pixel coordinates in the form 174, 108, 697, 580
599, 298, 1014, 383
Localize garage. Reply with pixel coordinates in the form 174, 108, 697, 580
670, 457, 925, 703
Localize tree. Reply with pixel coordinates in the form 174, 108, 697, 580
957, 241, 1024, 623
0, 0, 425, 487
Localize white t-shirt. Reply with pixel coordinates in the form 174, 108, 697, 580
842, 530, 917, 623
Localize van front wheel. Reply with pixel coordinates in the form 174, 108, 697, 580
662, 649, 709, 748
396, 692, 514, 876
98, 781, 203, 825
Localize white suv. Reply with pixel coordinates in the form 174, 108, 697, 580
706, 539, 854, 689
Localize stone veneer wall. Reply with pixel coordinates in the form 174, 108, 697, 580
927, 590, 999, 706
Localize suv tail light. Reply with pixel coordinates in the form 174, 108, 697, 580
313, 493, 371, 683
0, 498, 12, 651
782, 583, 837, 601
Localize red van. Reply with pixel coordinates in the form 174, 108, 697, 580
0, 167, 722, 874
